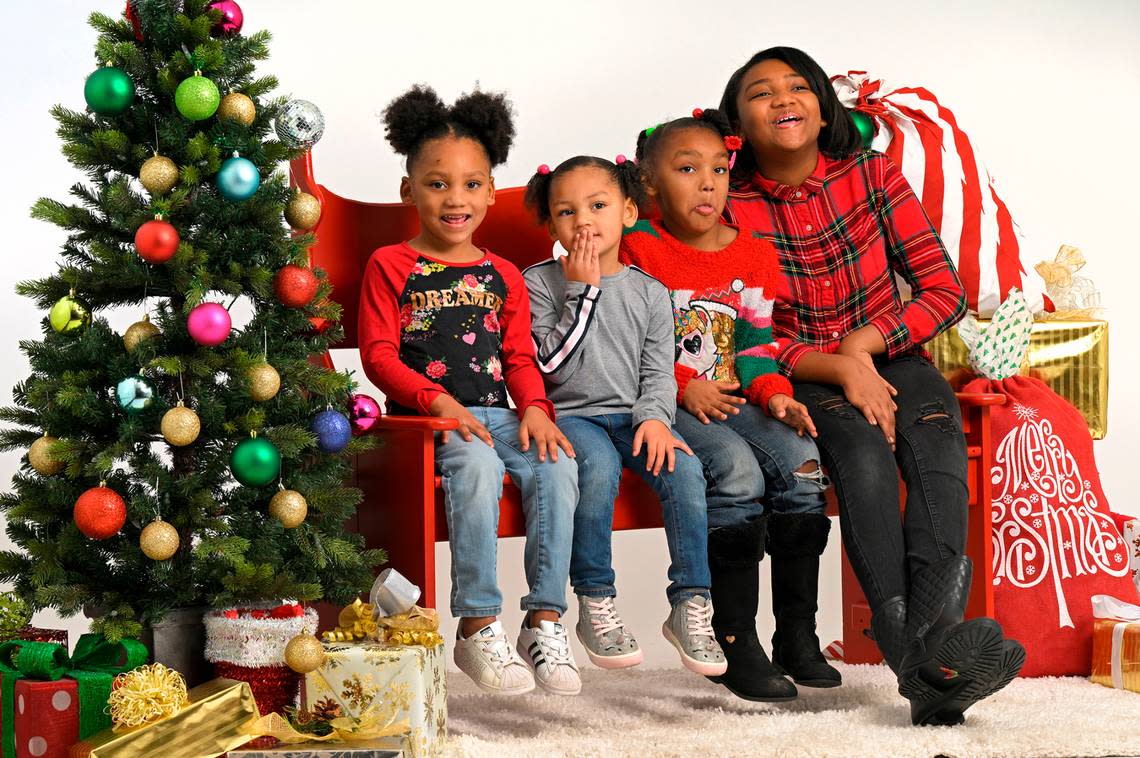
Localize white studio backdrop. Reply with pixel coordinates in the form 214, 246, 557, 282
2, 0, 1138, 668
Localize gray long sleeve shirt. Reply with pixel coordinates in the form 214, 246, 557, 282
523, 260, 677, 427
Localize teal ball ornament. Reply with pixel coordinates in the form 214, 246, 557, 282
311, 409, 352, 453
851, 110, 875, 149
116, 375, 156, 415
84, 66, 135, 116
175, 72, 221, 121
230, 436, 281, 487
217, 155, 260, 201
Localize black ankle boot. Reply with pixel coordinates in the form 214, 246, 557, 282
706, 515, 797, 702
869, 595, 908, 675
898, 555, 1025, 726
766, 512, 841, 688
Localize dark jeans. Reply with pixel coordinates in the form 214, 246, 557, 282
794, 355, 968, 610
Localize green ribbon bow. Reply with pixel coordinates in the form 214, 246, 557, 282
0, 633, 148, 757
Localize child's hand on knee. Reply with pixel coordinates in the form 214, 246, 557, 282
768, 393, 818, 438
681, 379, 747, 424
632, 419, 693, 476
429, 394, 494, 447
518, 406, 575, 462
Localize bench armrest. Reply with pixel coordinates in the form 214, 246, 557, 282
954, 392, 1006, 407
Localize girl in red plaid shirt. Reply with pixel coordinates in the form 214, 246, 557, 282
720, 46, 1024, 725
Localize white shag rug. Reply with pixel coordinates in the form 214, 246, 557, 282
444, 663, 1140, 757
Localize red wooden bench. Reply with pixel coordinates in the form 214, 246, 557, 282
291, 152, 1002, 664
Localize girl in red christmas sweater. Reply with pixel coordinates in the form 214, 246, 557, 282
358, 86, 580, 697
620, 109, 834, 703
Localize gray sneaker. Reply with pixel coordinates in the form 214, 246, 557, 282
662, 596, 728, 676
575, 595, 643, 669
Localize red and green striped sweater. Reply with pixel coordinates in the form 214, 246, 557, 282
619, 219, 793, 412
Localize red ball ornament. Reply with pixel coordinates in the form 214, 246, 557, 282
135, 218, 180, 264
74, 484, 127, 540
349, 393, 382, 435
273, 264, 319, 308
207, 0, 244, 36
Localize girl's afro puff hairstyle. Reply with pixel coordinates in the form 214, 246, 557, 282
634, 107, 733, 168
524, 156, 647, 225
383, 84, 516, 171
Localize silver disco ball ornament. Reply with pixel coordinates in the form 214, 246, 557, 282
275, 99, 325, 150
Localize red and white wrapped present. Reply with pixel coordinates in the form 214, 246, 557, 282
831, 71, 1046, 316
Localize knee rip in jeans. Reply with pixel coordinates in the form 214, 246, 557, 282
917, 402, 958, 434
793, 459, 830, 490
818, 396, 858, 419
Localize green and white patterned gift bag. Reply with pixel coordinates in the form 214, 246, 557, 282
957, 288, 1033, 379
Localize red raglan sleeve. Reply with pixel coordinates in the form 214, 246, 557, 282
495, 257, 556, 420
357, 246, 448, 415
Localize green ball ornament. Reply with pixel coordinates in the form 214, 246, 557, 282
851, 110, 875, 149
175, 72, 221, 121
49, 292, 91, 334
230, 435, 281, 487
116, 375, 156, 415
84, 65, 134, 116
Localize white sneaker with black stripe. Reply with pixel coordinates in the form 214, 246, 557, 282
517, 619, 582, 695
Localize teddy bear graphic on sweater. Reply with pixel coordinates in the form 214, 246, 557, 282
673, 292, 739, 383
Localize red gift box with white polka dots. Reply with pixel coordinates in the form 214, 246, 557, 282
9, 678, 79, 758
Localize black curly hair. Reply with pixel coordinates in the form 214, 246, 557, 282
634, 108, 733, 171
382, 84, 516, 172
524, 156, 647, 225
718, 46, 863, 178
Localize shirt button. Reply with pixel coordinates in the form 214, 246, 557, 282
794, 191, 802, 199
823, 279, 831, 287
805, 223, 814, 232
831, 331, 840, 339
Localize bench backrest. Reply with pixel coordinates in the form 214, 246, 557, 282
290, 153, 554, 351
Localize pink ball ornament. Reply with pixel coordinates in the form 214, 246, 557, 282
207, 0, 243, 36
187, 302, 232, 346
349, 394, 382, 435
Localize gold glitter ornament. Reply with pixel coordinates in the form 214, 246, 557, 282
284, 191, 321, 231
269, 488, 307, 528
123, 314, 161, 353
29, 435, 64, 476
218, 92, 256, 126
160, 401, 200, 447
139, 154, 179, 195
139, 519, 180, 560
284, 633, 326, 673
247, 362, 281, 402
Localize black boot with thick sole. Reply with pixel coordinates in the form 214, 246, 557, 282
868, 595, 908, 675
767, 512, 842, 688
706, 515, 797, 702
897, 555, 1026, 726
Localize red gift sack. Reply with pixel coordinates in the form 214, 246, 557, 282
963, 374, 1132, 675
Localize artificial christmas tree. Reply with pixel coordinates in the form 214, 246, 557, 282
0, 0, 383, 656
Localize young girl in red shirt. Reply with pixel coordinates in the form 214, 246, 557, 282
719, 46, 1025, 724
621, 110, 836, 703
358, 86, 580, 696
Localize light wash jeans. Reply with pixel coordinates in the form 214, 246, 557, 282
434, 406, 577, 617
673, 403, 828, 529
559, 414, 711, 605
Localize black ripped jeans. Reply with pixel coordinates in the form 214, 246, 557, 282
794, 355, 968, 610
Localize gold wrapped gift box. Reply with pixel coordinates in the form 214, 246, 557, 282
1091, 617, 1140, 693
928, 319, 1108, 438
69, 678, 260, 758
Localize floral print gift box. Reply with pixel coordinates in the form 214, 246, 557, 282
300, 642, 446, 757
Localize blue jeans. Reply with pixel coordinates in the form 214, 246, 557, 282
673, 403, 828, 528
434, 406, 578, 617
559, 414, 710, 604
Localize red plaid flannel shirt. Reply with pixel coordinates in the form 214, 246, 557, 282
725, 151, 967, 376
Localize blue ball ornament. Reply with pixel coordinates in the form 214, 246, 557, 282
216, 155, 260, 201
311, 409, 352, 453
116, 375, 156, 415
